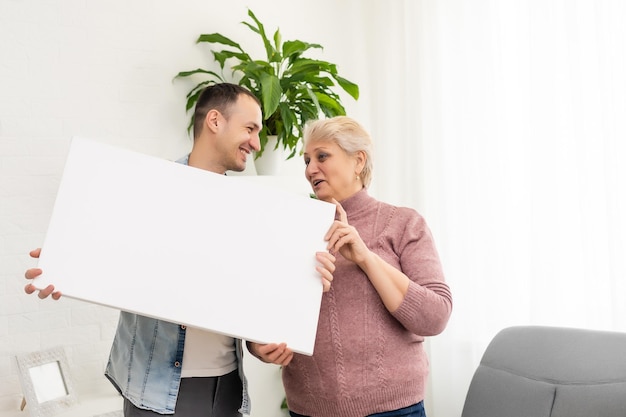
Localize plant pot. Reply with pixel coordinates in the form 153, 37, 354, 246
254, 135, 285, 175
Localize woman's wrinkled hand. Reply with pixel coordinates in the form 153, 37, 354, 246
316, 251, 335, 292
247, 341, 294, 366
325, 199, 371, 265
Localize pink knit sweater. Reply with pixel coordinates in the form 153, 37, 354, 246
282, 189, 452, 417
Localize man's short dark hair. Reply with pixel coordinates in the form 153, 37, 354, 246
193, 83, 261, 139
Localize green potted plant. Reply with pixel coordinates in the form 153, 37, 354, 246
175, 9, 359, 171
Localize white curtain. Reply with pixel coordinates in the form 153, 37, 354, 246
354, 1, 626, 416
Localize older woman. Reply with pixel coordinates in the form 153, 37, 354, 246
250, 116, 452, 417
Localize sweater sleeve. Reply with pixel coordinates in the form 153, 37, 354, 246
387, 209, 453, 336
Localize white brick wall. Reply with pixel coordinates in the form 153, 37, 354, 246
0, 0, 210, 413
0, 0, 196, 409
0, 1, 364, 415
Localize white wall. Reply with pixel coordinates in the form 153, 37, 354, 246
0, 0, 367, 415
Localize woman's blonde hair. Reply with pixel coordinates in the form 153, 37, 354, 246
302, 116, 374, 187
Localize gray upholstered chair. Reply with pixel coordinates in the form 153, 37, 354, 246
461, 325, 626, 417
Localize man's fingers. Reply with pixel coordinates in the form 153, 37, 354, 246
38, 285, 55, 299
25, 268, 42, 280
25, 283, 58, 299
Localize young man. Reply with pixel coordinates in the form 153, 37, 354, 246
24, 83, 335, 416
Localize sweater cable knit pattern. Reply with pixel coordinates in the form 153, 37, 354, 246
327, 286, 348, 397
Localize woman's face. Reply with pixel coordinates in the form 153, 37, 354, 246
303, 139, 363, 202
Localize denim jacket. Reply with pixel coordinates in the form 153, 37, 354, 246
103, 155, 250, 414
104, 312, 250, 414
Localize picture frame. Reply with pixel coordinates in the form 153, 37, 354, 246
15, 346, 77, 417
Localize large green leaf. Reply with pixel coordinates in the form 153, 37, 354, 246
282, 40, 323, 59
246, 9, 278, 63
212, 50, 251, 68
259, 73, 282, 119
316, 93, 346, 116
175, 68, 223, 80
273, 29, 282, 57
334, 75, 360, 99
197, 33, 243, 51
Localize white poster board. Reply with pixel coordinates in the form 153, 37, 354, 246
33, 137, 335, 355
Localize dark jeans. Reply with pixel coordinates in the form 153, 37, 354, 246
289, 401, 426, 417
123, 370, 242, 417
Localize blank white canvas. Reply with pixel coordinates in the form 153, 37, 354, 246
34, 137, 335, 355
